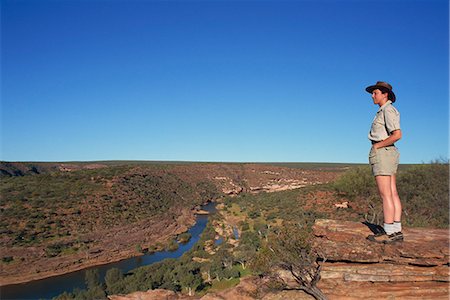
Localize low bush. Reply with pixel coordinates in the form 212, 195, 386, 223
332, 166, 376, 199
397, 162, 449, 228
166, 240, 179, 252
333, 162, 449, 228
177, 232, 192, 244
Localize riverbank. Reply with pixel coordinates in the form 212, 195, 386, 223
0, 207, 198, 287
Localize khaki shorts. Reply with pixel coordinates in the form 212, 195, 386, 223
368, 146, 399, 176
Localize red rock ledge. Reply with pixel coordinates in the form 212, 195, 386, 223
312, 219, 450, 299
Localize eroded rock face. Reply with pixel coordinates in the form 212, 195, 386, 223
209, 164, 340, 196
312, 219, 450, 299
312, 219, 449, 266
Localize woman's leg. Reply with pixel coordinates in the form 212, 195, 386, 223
375, 175, 395, 224
390, 175, 402, 222
368, 174, 403, 242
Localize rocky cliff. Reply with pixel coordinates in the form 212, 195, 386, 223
311, 219, 449, 299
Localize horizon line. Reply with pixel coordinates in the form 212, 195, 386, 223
1, 159, 445, 165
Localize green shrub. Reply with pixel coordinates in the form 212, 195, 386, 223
177, 232, 192, 244
238, 221, 250, 231
397, 162, 449, 228
105, 268, 124, 294
166, 240, 179, 252
135, 244, 143, 253
332, 166, 376, 198
333, 162, 449, 228
46, 243, 64, 257
248, 210, 260, 219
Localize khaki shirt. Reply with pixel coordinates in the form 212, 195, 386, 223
368, 100, 401, 142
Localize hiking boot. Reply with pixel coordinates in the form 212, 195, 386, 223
367, 232, 403, 244
393, 231, 404, 241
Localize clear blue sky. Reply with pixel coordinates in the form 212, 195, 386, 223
1, 0, 448, 163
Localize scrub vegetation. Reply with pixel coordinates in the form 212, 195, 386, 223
0, 165, 214, 248
332, 160, 449, 228
54, 188, 323, 299
1, 160, 447, 299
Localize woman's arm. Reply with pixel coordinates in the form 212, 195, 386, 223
373, 129, 402, 149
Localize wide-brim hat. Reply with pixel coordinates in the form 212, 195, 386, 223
365, 81, 396, 102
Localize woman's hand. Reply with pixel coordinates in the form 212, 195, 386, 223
374, 130, 402, 149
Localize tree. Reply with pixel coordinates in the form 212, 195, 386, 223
215, 247, 234, 269
179, 270, 202, 296
267, 223, 327, 300
234, 243, 255, 269
210, 259, 224, 281
177, 232, 192, 244
53, 291, 73, 300
84, 285, 106, 300
222, 267, 240, 280
254, 221, 269, 241
104, 268, 124, 294
200, 262, 213, 283
239, 230, 260, 250
166, 239, 179, 252
85, 269, 101, 290
172, 262, 202, 296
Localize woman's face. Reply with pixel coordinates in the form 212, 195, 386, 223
371, 89, 388, 105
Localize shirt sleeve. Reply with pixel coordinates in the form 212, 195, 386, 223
384, 106, 401, 134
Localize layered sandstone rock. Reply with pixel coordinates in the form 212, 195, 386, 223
313, 219, 450, 299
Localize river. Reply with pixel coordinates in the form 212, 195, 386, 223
1, 202, 217, 300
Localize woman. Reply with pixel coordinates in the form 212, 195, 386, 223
365, 81, 403, 244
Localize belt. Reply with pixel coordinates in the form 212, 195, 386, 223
371, 141, 395, 147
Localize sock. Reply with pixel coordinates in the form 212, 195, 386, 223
384, 223, 396, 235
393, 221, 402, 233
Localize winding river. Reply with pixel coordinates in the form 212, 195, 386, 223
1, 202, 217, 300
